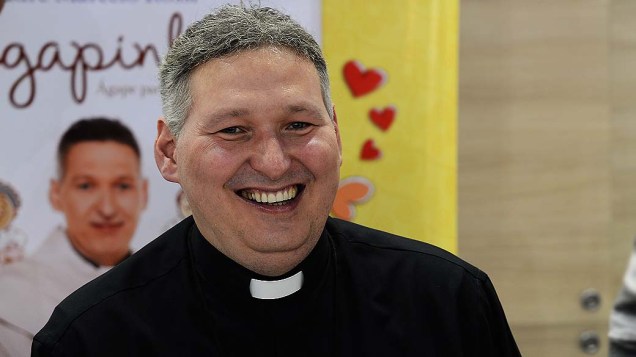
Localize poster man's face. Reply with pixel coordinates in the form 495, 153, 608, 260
156, 46, 342, 276
50, 141, 148, 266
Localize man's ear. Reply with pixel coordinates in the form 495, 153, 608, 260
49, 179, 63, 211
140, 178, 149, 210
154, 118, 179, 183
333, 106, 343, 167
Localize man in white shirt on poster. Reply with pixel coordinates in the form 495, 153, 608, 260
0, 118, 148, 357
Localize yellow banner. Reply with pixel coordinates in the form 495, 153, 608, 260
323, 0, 458, 252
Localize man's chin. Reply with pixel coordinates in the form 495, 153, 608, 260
247, 227, 320, 254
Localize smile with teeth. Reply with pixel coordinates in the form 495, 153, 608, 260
240, 185, 299, 206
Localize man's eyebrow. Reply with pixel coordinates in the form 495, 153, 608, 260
67, 174, 94, 181
67, 174, 140, 182
286, 104, 325, 118
207, 109, 250, 122
113, 175, 138, 181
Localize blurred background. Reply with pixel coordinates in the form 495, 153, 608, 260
459, 1, 636, 355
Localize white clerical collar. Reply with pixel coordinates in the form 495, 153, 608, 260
249, 271, 304, 300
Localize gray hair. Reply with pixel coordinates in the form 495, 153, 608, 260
159, 4, 333, 137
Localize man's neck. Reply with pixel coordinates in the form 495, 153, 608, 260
67, 236, 130, 267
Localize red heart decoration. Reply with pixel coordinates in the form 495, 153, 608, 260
343, 60, 386, 97
369, 106, 396, 131
360, 139, 381, 160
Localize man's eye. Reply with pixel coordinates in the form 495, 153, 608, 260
77, 183, 92, 190
288, 122, 311, 130
219, 127, 244, 134
116, 183, 132, 191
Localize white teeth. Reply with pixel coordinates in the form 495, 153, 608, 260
242, 186, 299, 205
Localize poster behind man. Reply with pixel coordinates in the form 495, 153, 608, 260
0, 2, 320, 354
0, 0, 321, 256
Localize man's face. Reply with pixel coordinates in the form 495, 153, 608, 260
156, 46, 342, 276
50, 141, 148, 266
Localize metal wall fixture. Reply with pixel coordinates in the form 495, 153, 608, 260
579, 288, 602, 354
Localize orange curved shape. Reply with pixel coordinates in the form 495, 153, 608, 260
331, 177, 374, 221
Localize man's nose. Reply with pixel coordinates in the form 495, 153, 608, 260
97, 190, 117, 217
250, 134, 291, 180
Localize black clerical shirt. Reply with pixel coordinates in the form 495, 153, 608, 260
32, 217, 521, 356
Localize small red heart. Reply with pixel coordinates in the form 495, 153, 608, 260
343, 60, 386, 97
360, 139, 381, 160
369, 106, 396, 131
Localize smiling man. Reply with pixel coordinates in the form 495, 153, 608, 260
48, 127, 147, 267
0, 118, 147, 357
164, 45, 342, 278
33, 5, 520, 356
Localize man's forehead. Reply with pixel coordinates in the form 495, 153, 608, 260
64, 141, 139, 161
202, 102, 327, 121
60, 141, 141, 177
188, 49, 325, 113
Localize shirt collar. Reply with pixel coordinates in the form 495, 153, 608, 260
190, 223, 331, 302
